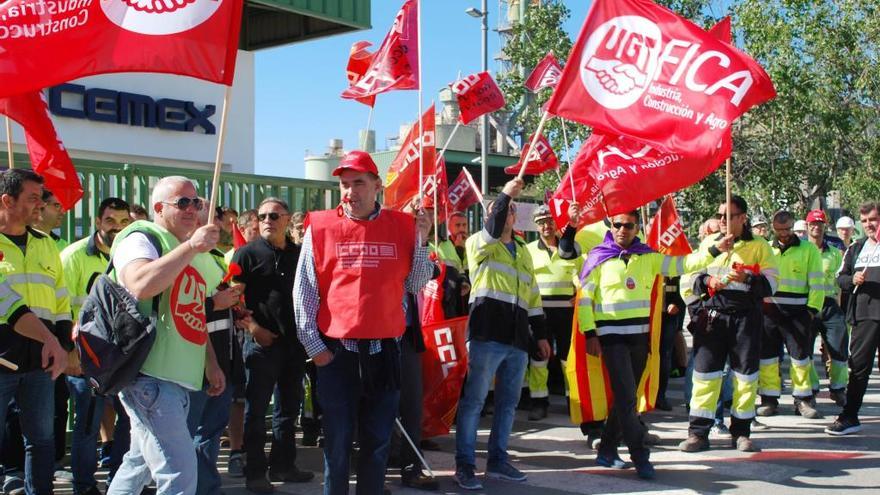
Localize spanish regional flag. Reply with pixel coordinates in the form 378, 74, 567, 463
565, 277, 663, 423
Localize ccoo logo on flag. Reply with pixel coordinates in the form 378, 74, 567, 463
101, 0, 225, 35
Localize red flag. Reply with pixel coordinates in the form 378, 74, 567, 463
546, 0, 775, 158
421, 157, 447, 211
421, 315, 469, 438
554, 130, 730, 228
384, 105, 436, 210
446, 170, 481, 215
0, 92, 83, 209
0, 0, 244, 98
525, 52, 564, 92
341, 0, 419, 101
504, 134, 558, 175
345, 41, 377, 107
232, 223, 247, 249
646, 196, 692, 255
451, 72, 506, 125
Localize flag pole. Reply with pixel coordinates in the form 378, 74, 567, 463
560, 119, 576, 201
517, 110, 550, 180
416, 0, 424, 203
4, 117, 14, 169
462, 167, 485, 216
725, 157, 732, 228
361, 105, 374, 151
207, 85, 234, 225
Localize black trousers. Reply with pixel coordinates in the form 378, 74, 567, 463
597, 333, 649, 463
396, 335, 424, 468
843, 320, 880, 420
659, 311, 684, 401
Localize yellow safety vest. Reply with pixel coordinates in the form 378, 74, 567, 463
433, 239, 466, 274
526, 238, 580, 306
681, 234, 780, 305
766, 238, 824, 312
466, 231, 542, 318
61, 233, 110, 322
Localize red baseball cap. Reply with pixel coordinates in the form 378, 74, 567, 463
332, 150, 379, 176
806, 210, 827, 224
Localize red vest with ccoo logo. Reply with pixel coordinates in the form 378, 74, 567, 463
309, 209, 416, 339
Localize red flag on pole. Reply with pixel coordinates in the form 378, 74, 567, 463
0, 92, 82, 209
384, 105, 436, 210
421, 315, 469, 438
646, 196, 692, 255
525, 52, 564, 92
421, 157, 447, 211
451, 72, 506, 125
546, 0, 775, 158
341, 0, 419, 101
345, 41, 378, 107
504, 134, 558, 175
0, 0, 244, 98
446, 170, 481, 215
232, 223, 247, 250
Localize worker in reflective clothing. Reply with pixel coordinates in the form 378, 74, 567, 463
525, 204, 581, 421
679, 196, 779, 454
804, 209, 848, 406
756, 211, 825, 419
577, 210, 732, 479
433, 211, 469, 275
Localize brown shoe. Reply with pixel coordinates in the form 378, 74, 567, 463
402, 466, 439, 491
756, 398, 778, 417
795, 399, 823, 419
733, 436, 760, 452
678, 435, 709, 453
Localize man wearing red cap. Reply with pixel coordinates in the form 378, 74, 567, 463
294, 150, 433, 494
805, 209, 849, 406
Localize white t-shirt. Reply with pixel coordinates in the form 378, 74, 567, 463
855, 238, 880, 270
112, 233, 160, 285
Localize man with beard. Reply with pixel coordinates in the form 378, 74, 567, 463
61, 197, 133, 495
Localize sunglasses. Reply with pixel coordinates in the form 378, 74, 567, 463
258, 212, 288, 222
163, 197, 203, 211
714, 212, 744, 220
612, 222, 636, 230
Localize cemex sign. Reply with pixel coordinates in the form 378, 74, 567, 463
48, 83, 216, 134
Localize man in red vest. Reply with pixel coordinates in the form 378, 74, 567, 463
294, 151, 433, 494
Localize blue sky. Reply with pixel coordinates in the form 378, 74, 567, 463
253, 1, 592, 178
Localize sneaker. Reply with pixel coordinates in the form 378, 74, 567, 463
401, 466, 439, 491
633, 459, 656, 480
99, 441, 113, 468
245, 477, 275, 494
732, 436, 760, 452
595, 453, 626, 469
751, 418, 770, 430
586, 432, 602, 450
528, 401, 548, 421
454, 465, 483, 490
420, 439, 441, 451
709, 423, 732, 440
795, 399, 823, 419
678, 435, 710, 453
643, 431, 661, 445
829, 389, 847, 407
756, 398, 778, 417
655, 397, 672, 411
228, 452, 245, 478
825, 417, 861, 436
268, 466, 315, 483
486, 461, 527, 482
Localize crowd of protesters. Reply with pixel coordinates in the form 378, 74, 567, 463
0, 158, 876, 494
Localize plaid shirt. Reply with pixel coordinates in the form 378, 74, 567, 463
294, 205, 432, 357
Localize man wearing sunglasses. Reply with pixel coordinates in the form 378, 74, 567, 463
679, 196, 779, 454
294, 151, 433, 495
231, 197, 314, 492
576, 210, 733, 479
107, 176, 224, 495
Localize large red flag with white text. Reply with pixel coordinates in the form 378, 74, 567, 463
505, 134, 558, 175
0, 0, 244, 98
546, 0, 775, 157
446, 170, 481, 216
345, 41, 378, 107
341, 0, 419, 101
451, 72, 506, 125
525, 52, 564, 92
646, 196, 692, 255
0, 92, 83, 209
421, 314, 468, 438
421, 157, 448, 212
384, 105, 436, 210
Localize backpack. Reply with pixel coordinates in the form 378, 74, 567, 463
75, 232, 162, 396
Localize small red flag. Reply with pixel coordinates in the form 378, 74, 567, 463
446, 170, 481, 216
232, 223, 247, 250
505, 134, 558, 176
646, 196, 692, 256
525, 52, 564, 92
341, 0, 419, 101
451, 72, 506, 125
546, 0, 775, 158
0, 0, 244, 98
0, 92, 83, 210
345, 41, 378, 107
384, 105, 436, 210
421, 157, 447, 211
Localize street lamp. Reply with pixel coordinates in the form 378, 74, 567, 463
465, 1, 488, 196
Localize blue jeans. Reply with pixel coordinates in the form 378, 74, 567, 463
67, 376, 104, 493
187, 384, 232, 495
107, 376, 196, 495
455, 340, 528, 468
316, 346, 400, 495
0, 370, 55, 495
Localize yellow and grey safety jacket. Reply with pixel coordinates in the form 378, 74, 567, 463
765, 236, 824, 313
0, 227, 73, 371
61, 232, 110, 321
815, 240, 843, 302
433, 239, 467, 274
527, 233, 581, 309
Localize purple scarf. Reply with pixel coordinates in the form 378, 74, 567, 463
580, 231, 655, 282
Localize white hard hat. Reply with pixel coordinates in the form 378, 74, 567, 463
836, 216, 855, 229
793, 220, 807, 232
